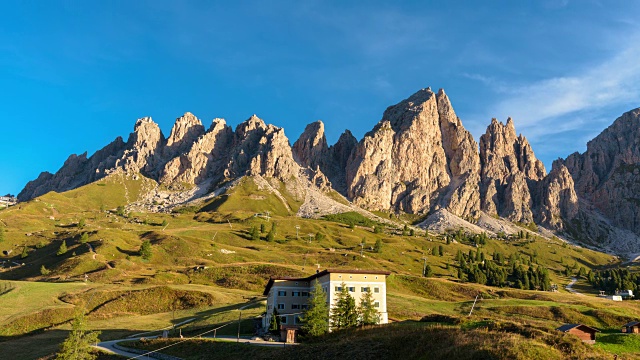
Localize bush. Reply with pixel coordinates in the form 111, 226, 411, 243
40, 265, 51, 275
57, 240, 68, 256
139, 240, 152, 260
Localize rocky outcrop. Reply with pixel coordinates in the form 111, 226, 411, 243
479, 118, 546, 222
164, 112, 206, 158
562, 108, 640, 236
160, 118, 232, 186
224, 115, 299, 181
292, 121, 328, 170
345, 88, 481, 217
537, 163, 579, 229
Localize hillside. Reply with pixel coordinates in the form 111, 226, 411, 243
3, 174, 640, 358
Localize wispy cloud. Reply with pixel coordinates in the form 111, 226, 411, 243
484, 35, 640, 143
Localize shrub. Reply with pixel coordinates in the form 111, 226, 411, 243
57, 240, 68, 256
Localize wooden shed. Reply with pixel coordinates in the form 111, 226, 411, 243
556, 324, 600, 344
622, 321, 640, 334
280, 325, 298, 344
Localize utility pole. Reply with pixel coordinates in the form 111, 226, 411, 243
237, 310, 242, 343
308, 234, 313, 244
295, 225, 300, 239
422, 257, 428, 277
360, 242, 365, 257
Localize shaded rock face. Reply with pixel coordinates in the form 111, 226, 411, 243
479, 118, 546, 222
562, 108, 640, 236
345, 88, 480, 216
537, 163, 579, 229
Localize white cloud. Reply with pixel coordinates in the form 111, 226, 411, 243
488, 36, 640, 138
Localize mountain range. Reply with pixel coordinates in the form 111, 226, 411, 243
18, 87, 640, 256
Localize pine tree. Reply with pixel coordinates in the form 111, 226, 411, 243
358, 290, 380, 326
269, 308, 281, 333
78, 218, 86, 229
330, 282, 358, 330
266, 222, 277, 242
21, 246, 29, 259
249, 226, 260, 240
139, 240, 152, 260
57, 240, 68, 256
424, 264, 433, 277
409, 229, 415, 236
80, 233, 89, 244
402, 224, 409, 236
374, 239, 383, 253
300, 280, 329, 337
260, 223, 266, 233
438, 245, 444, 257
56, 312, 100, 360
40, 265, 51, 275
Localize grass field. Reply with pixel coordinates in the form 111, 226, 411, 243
1, 173, 640, 359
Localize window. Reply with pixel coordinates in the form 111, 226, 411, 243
268, 305, 272, 310
375, 276, 378, 280
295, 282, 299, 285
277, 304, 285, 310
292, 291, 301, 297
335, 286, 342, 292
361, 287, 370, 292
301, 304, 308, 310
291, 304, 300, 310
349, 275, 353, 279
339, 275, 342, 278
280, 316, 287, 324
348, 287, 355, 292
302, 292, 309, 297
374, 287, 380, 293
364, 276, 367, 279
294, 316, 302, 324
277, 291, 286, 296
374, 301, 380, 308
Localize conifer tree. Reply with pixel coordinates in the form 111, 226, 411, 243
301, 280, 329, 336
249, 226, 260, 240
358, 290, 380, 326
374, 239, 383, 253
139, 240, 152, 260
330, 282, 358, 330
56, 312, 100, 360
57, 240, 68, 256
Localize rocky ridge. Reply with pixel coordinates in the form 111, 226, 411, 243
17, 88, 640, 255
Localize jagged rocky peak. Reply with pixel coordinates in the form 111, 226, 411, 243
537, 162, 578, 230
160, 117, 233, 186
346, 86, 481, 216
562, 107, 640, 236
480, 117, 545, 181
479, 117, 546, 222
165, 112, 206, 155
293, 120, 328, 169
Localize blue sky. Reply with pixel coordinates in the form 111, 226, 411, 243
1, 1, 639, 195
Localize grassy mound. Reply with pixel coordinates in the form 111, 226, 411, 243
122, 321, 614, 360
187, 264, 307, 292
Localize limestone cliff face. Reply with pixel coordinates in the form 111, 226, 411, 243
224, 115, 299, 181
164, 112, 206, 159
479, 118, 546, 222
537, 163, 579, 229
292, 121, 328, 171
160, 118, 232, 186
562, 108, 640, 235
345, 88, 480, 216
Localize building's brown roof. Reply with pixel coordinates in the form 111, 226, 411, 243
556, 324, 600, 333
262, 268, 391, 295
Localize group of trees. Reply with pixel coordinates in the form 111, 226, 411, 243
588, 268, 640, 294
299, 280, 381, 338
454, 249, 551, 291
249, 222, 277, 242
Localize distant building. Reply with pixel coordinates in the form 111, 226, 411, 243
556, 324, 600, 344
262, 268, 390, 340
622, 321, 640, 334
616, 290, 634, 299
